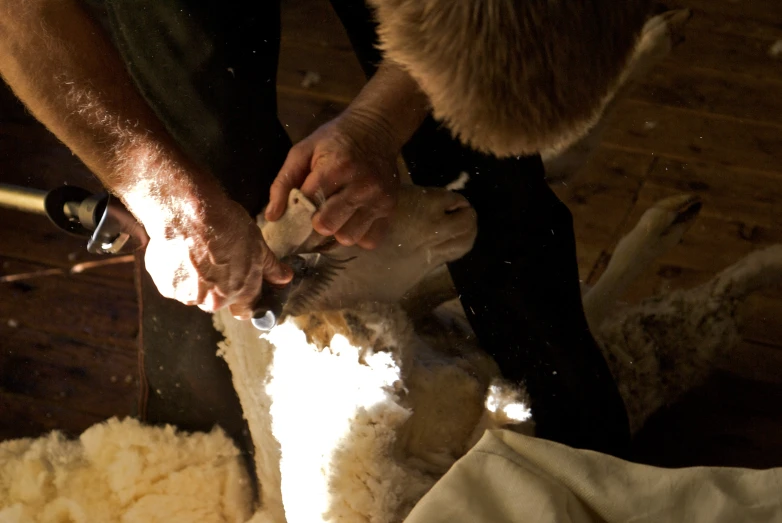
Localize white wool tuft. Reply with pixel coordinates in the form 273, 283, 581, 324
444, 171, 470, 191
0, 417, 254, 523
485, 383, 533, 424
263, 318, 434, 523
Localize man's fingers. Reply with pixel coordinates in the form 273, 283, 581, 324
229, 302, 253, 321
197, 290, 229, 313
334, 208, 375, 247
227, 263, 265, 320
312, 185, 376, 236
298, 163, 348, 206
262, 248, 294, 285
228, 247, 291, 320
267, 147, 313, 221
356, 218, 390, 250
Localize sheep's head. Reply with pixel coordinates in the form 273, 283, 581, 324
257, 185, 477, 311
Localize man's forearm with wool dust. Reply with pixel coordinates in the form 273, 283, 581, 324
0, 0, 230, 235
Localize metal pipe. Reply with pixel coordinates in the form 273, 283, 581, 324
0, 183, 47, 215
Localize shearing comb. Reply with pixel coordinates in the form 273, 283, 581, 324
250, 251, 354, 331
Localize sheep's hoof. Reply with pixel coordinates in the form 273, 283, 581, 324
659, 194, 702, 234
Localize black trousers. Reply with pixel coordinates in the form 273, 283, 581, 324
102, 0, 630, 467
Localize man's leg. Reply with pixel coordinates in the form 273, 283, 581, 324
403, 134, 631, 457
328, 0, 631, 456
101, 1, 290, 474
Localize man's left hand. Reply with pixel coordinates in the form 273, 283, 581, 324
265, 109, 400, 250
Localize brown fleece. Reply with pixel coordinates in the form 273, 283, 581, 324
367, 0, 652, 157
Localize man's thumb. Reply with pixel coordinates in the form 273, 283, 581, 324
263, 253, 294, 285
267, 148, 312, 221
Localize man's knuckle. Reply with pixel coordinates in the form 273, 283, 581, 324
318, 212, 341, 231
335, 154, 354, 169
378, 196, 396, 213
271, 176, 291, 191
289, 141, 308, 155
361, 237, 379, 250
361, 182, 381, 198
325, 164, 355, 186
346, 193, 369, 211
335, 231, 357, 246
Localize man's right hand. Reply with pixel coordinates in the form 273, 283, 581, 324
0, 1, 294, 321
143, 197, 293, 321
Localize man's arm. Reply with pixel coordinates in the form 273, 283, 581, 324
0, 0, 291, 318
342, 59, 431, 153
0, 0, 221, 234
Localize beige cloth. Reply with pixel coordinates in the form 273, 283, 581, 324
404, 429, 782, 523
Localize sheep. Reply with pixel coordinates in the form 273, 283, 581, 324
215, 185, 484, 523
214, 182, 782, 522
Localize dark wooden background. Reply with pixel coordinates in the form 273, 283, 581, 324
1, 0, 781, 469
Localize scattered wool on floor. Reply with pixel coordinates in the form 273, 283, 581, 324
0, 417, 254, 523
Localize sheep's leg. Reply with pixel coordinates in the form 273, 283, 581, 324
709, 245, 782, 301
543, 9, 692, 184
583, 194, 702, 331
600, 245, 782, 433
658, 244, 782, 399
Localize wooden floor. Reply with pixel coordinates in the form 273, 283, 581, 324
1, 0, 781, 469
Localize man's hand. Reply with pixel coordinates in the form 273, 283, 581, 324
266, 111, 400, 249
144, 197, 292, 320
265, 60, 431, 249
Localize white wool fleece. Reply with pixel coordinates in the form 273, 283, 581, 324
0, 417, 254, 523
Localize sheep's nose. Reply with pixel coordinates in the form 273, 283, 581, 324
444, 194, 471, 214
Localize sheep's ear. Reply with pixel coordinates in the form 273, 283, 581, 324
259, 189, 318, 258
288, 188, 317, 213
